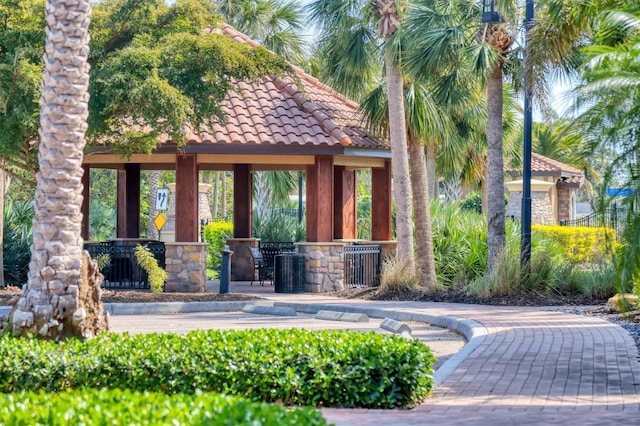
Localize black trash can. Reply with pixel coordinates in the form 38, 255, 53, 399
274, 253, 306, 293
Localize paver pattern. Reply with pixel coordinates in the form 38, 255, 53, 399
109, 291, 640, 425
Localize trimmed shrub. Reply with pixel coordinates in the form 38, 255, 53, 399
0, 388, 327, 425
0, 328, 435, 408
379, 255, 418, 292
202, 221, 233, 269
532, 225, 616, 264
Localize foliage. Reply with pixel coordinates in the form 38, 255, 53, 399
459, 192, 482, 214
253, 209, 305, 242
2, 199, 33, 285
379, 255, 418, 293
88, 199, 115, 241
531, 225, 616, 265
431, 202, 488, 286
0, 328, 435, 408
95, 253, 111, 272
202, 221, 233, 269
134, 245, 167, 293
0, 388, 327, 425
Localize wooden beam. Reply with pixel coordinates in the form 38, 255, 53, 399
175, 154, 199, 242
83, 153, 176, 165
81, 165, 90, 240
371, 159, 392, 241
116, 164, 141, 238
306, 157, 334, 242
198, 154, 315, 165
233, 164, 252, 238
334, 166, 356, 240
333, 156, 386, 168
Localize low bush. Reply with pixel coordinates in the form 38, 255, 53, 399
531, 225, 616, 264
0, 388, 327, 425
379, 255, 418, 292
134, 244, 168, 293
202, 221, 233, 270
0, 328, 435, 408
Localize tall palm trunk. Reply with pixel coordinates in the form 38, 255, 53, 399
147, 170, 160, 239
426, 142, 438, 199
221, 172, 227, 219
211, 171, 220, 219
0, 164, 4, 289
408, 136, 437, 291
486, 65, 506, 272
385, 52, 415, 268
10, 0, 106, 339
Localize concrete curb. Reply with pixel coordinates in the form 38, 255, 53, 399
102, 299, 488, 387
242, 305, 296, 316
0, 306, 10, 321
380, 318, 411, 334
315, 310, 369, 322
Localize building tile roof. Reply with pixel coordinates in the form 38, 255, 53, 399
178, 24, 386, 151
517, 153, 585, 187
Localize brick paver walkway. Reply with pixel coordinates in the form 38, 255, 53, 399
108, 291, 640, 425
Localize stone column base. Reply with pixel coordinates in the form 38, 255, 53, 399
164, 242, 206, 292
297, 242, 346, 293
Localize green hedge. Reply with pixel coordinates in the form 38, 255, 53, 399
0, 328, 434, 408
202, 221, 233, 269
0, 388, 327, 425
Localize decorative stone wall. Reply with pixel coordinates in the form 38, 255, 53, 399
227, 238, 260, 281
164, 242, 206, 292
557, 187, 571, 224
506, 191, 556, 225
297, 243, 345, 293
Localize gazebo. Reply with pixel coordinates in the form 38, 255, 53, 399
81, 25, 394, 293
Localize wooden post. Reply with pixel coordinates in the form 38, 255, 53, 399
306, 157, 334, 242
371, 160, 392, 240
233, 164, 252, 238
81, 165, 90, 240
175, 154, 199, 242
116, 163, 141, 238
334, 166, 356, 240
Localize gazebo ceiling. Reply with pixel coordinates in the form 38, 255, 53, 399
84, 24, 389, 170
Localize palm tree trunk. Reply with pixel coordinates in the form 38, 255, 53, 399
486, 65, 506, 272
10, 0, 106, 339
426, 142, 438, 199
147, 170, 160, 239
221, 172, 227, 220
408, 137, 437, 291
385, 52, 415, 269
0, 163, 4, 289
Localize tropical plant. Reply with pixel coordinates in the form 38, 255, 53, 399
308, 0, 415, 272
134, 244, 167, 293
9, 0, 108, 339
2, 199, 33, 286
215, 0, 308, 64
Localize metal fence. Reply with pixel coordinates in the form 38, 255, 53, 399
344, 244, 381, 288
561, 207, 629, 240
84, 240, 165, 290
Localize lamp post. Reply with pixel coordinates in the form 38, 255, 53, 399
521, 0, 534, 271
481, 0, 534, 270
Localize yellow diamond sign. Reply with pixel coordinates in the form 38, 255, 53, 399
154, 212, 167, 231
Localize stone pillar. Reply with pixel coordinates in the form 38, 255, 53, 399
164, 242, 206, 292
227, 238, 260, 281
557, 187, 571, 224
506, 191, 556, 225
297, 242, 345, 293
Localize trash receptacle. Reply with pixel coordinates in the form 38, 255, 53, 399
274, 254, 305, 293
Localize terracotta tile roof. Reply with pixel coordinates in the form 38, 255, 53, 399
179, 24, 386, 150
515, 153, 585, 187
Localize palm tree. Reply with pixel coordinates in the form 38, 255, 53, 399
309, 0, 416, 271
573, 8, 640, 291
215, 0, 307, 64
10, 0, 107, 339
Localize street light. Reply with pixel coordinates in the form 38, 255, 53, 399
481, 0, 534, 269
481, 0, 503, 23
